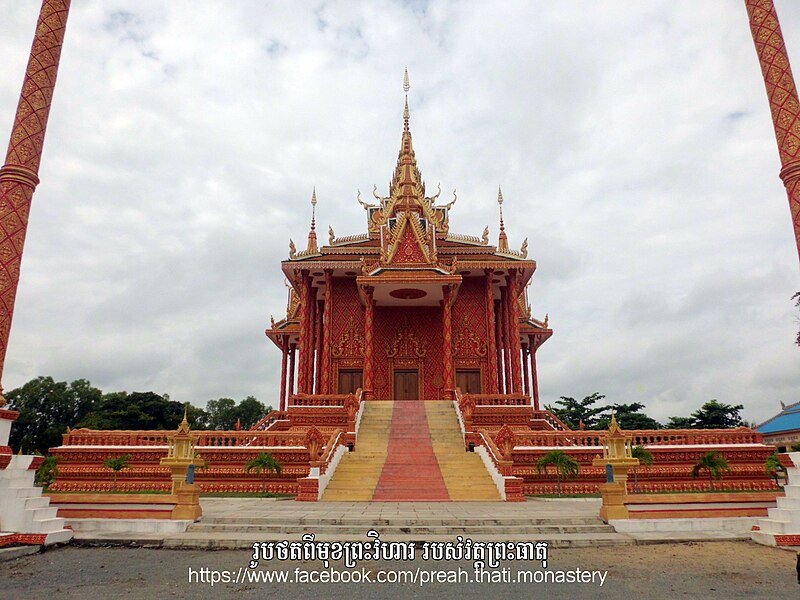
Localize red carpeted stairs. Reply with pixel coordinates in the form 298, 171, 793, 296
372, 401, 450, 501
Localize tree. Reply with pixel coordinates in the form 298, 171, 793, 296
690, 400, 744, 429
79, 391, 208, 430
206, 398, 238, 430
665, 416, 694, 429
237, 396, 269, 429
630, 445, 654, 493
536, 450, 581, 496
596, 403, 662, 430
103, 454, 132, 492
206, 396, 268, 430
792, 442, 800, 452
35, 456, 60, 490
245, 452, 283, 496
545, 393, 609, 430
8, 377, 102, 454
691, 451, 732, 491
765, 452, 788, 487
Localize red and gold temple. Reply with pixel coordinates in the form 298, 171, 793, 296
47, 75, 780, 502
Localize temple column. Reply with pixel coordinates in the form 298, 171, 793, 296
314, 297, 324, 394
279, 336, 289, 411
529, 336, 540, 410
746, 0, 800, 262
287, 343, 297, 404
522, 342, 530, 397
485, 270, 499, 394
0, 0, 72, 393
296, 271, 311, 394
442, 285, 455, 400
321, 270, 333, 393
500, 286, 513, 393
495, 298, 505, 394
507, 270, 523, 394
306, 286, 317, 392
362, 286, 375, 400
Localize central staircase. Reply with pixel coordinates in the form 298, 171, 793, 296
322, 400, 500, 501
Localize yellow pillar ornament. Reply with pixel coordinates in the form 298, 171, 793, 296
160, 405, 205, 519
592, 414, 639, 521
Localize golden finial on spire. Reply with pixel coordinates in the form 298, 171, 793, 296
497, 186, 509, 252
177, 404, 191, 434
310, 187, 317, 231
403, 68, 410, 124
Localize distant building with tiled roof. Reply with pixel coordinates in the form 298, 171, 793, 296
757, 401, 800, 451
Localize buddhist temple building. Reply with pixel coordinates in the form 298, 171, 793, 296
265, 71, 551, 411
47, 74, 781, 502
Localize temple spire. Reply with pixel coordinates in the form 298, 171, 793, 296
497, 186, 509, 252
306, 187, 318, 254
390, 68, 424, 212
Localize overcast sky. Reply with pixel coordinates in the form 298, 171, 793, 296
1, 1, 798, 425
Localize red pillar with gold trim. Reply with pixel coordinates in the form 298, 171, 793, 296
442, 285, 455, 400
321, 270, 333, 393
530, 337, 540, 410
296, 271, 311, 393
0, 0, 72, 392
279, 336, 289, 411
287, 343, 296, 403
522, 342, 530, 396
495, 298, 505, 394
507, 270, 523, 394
500, 286, 513, 393
485, 270, 499, 394
746, 0, 800, 262
363, 286, 375, 400
314, 298, 323, 393
306, 286, 317, 392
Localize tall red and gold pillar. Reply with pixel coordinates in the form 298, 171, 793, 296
320, 270, 333, 393
296, 271, 312, 394
500, 287, 512, 393
0, 0, 71, 395
279, 336, 289, 411
746, 0, 800, 262
314, 298, 323, 393
362, 286, 375, 400
287, 343, 296, 403
494, 298, 505, 394
507, 270, 523, 393
442, 285, 455, 400
485, 270, 499, 394
529, 336, 540, 410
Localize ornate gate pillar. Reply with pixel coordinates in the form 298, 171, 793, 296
745, 0, 800, 262
495, 298, 505, 394
0, 0, 72, 394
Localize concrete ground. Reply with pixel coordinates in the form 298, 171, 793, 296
0, 541, 796, 600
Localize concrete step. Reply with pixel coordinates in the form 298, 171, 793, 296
188, 523, 615, 535
24, 496, 50, 509
198, 516, 606, 526
32, 517, 69, 534
160, 531, 635, 550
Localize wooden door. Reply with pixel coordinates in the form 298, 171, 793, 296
393, 370, 419, 401
456, 370, 481, 394
337, 370, 363, 394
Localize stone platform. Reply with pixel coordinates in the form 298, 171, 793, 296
66, 497, 754, 549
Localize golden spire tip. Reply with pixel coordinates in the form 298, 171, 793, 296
403, 67, 410, 93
